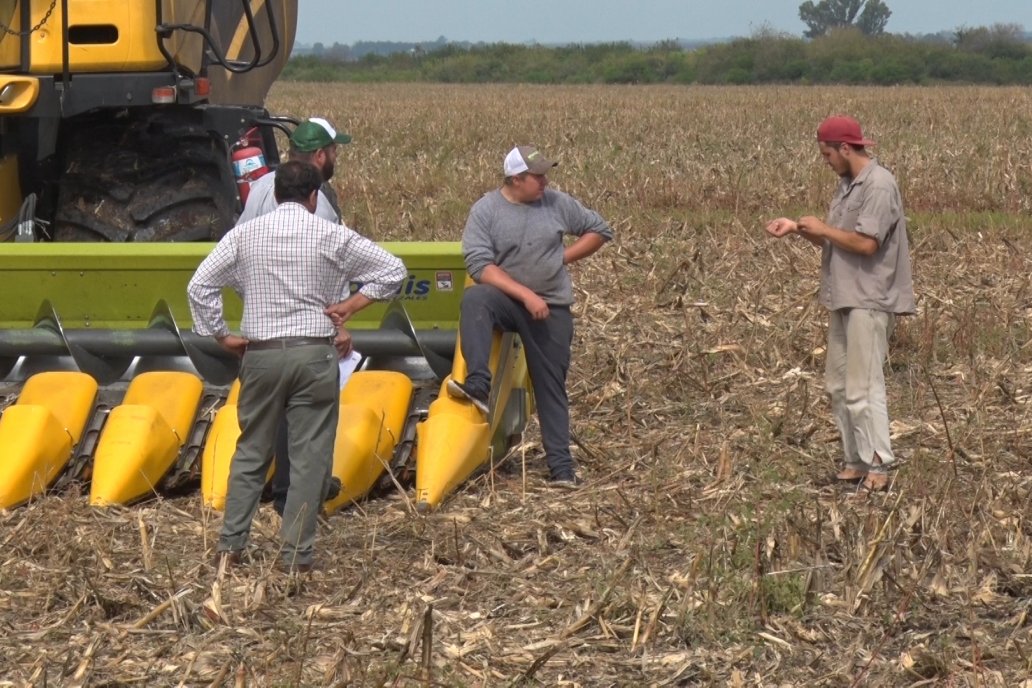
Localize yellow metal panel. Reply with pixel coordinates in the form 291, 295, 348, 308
29, 2, 169, 73
0, 2, 32, 69
198, 379, 272, 511
199, 406, 275, 511
17, 371, 97, 444
225, 379, 241, 405
200, 400, 240, 511
90, 405, 178, 505
325, 371, 415, 513
0, 371, 98, 508
0, 405, 71, 508
414, 387, 491, 511
414, 327, 532, 511
0, 76, 39, 113
122, 371, 203, 439
90, 371, 203, 506
325, 404, 382, 513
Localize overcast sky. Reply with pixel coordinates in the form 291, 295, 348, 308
296, 1, 1032, 45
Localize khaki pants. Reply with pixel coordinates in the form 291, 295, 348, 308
825, 308, 895, 473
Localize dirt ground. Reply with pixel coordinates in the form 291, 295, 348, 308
3, 84, 1032, 686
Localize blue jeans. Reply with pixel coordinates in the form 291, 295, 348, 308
459, 284, 575, 477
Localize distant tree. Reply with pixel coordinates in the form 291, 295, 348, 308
650, 39, 684, 52
798, 0, 891, 38
325, 42, 352, 62
954, 24, 1029, 59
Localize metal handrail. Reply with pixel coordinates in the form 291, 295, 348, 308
155, 0, 281, 77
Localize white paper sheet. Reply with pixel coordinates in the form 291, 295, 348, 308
339, 350, 362, 389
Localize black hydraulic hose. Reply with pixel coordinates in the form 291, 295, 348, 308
61, 0, 68, 103
156, 0, 281, 76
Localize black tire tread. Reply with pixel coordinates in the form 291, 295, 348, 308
52, 118, 236, 242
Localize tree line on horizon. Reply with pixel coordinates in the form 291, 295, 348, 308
284, 23, 1032, 86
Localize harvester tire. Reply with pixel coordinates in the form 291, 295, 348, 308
52, 118, 237, 242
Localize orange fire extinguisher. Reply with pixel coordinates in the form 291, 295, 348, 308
231, 129, 269, 204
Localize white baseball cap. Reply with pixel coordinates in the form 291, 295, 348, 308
503, 145, 558, 177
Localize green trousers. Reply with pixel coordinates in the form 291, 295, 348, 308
219, 342, 339, 567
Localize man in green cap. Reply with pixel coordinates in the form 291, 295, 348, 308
234, 117, 357, 514
237, 117, 352, 225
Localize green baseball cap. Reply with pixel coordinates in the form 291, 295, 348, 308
290, 117, 352, 152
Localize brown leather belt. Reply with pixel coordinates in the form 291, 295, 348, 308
247, 336, 333, 351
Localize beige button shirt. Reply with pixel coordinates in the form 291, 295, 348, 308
819, 160, 915, 314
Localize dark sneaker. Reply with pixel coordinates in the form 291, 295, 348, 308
213, 550, 243, 570
549, 471, 582, 488
447, 379, 489, 415
279, 559, 315, 574
325, 476, 342, 502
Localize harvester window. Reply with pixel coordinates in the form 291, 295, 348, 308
68, 25, 118, 45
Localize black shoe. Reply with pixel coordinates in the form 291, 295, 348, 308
213, 550, 243, 570
549, 471, 582, 488
325, 476, 342, 502
446, 379, 489, 415
279, 559, 315, 574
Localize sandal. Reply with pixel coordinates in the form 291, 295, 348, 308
860, 473, 889, 492
815, 469, 866, 488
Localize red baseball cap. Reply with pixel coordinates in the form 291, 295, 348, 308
817, 115, 875, 146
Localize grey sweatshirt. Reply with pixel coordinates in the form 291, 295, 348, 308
461, 188, 613, 306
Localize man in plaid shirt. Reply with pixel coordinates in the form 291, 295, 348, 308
188, 161, 405, 573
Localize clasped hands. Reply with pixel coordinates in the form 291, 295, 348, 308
765, 216, 825, 238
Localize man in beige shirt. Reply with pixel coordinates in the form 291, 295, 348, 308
766, 115, 915, 492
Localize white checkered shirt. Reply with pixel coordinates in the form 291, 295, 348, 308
188, 202, 406, 340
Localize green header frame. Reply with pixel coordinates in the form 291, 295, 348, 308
0, 242, 467, 331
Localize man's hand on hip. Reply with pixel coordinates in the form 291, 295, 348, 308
325, 293, 374, 326
217, 334, 249, 357
334, 328, 354, 357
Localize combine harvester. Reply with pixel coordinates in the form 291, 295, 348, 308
0, 1, 531, 512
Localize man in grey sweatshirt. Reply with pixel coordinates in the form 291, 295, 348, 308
449, 145, 613, 485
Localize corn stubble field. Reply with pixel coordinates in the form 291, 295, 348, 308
3, 83, 1032, 686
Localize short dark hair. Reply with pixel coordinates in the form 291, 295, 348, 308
286, 144, 323, 163
274, 160, 322, 204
